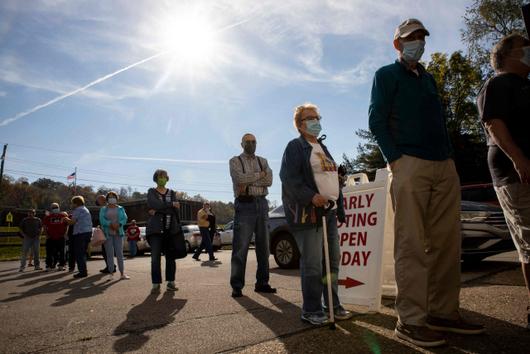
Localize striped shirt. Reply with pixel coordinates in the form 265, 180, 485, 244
229, 153, 273, 198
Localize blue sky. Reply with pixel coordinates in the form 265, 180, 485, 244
0, 0, 471, 204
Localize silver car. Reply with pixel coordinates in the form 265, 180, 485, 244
182, 224, 221, 252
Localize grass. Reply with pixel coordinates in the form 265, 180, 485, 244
0, 235, 46, 261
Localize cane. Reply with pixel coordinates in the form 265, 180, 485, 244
322, 200, 336, 330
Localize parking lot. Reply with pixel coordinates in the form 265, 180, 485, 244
0, 250, 528, 353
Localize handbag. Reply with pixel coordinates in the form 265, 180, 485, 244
90, 227, 106, 247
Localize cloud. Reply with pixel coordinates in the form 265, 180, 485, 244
0, 90, 6, 97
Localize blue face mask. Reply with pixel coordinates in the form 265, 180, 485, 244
305, 119, 322, 137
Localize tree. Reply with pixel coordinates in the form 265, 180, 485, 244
462, 0, 526, 76
341, 129, 385, 180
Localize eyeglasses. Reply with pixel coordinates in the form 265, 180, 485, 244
300, 115, 322, 122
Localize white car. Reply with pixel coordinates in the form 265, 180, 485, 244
218, 221, 255, 246
182, 224, 221, 252
88, 226, 150, 256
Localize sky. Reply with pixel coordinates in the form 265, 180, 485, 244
0, 0, 472, 204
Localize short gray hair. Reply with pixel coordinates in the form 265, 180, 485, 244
491, 34, 530, 71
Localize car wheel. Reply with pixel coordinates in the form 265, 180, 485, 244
272, 232, 300, 269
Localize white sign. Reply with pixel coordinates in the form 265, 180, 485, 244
337, 169, 394, 312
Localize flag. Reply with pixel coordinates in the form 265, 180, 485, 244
67, 172, 76, 180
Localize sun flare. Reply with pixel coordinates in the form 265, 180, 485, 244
157, 14, 217, 65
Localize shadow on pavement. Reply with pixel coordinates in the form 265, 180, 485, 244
355, 307, 530, 353
200, 260, 223, 268
0, 269, 48, 284
113, 292, 187, 353
1, 273, 109, 305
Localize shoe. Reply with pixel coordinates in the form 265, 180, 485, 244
73, 273, 87, 278
426, 315, 485, 335
301, 312, 329, 326
333, 307, 353, 321
192, 255, 200, 261
68, 268, 75, 273
28, 263, 34, 267
231, 288, 243, 298
395, 322, 446, 348
99, 268, 110, 274
57, 266, 64, 271
209, 257, 218, 261
45, 267, 50, 272
167, 282, 178, 291
151, 284, 161, 294
254, 284, 277, 293
19, 268, 24, 273
106, 274, 114, 282
120, 274, 130, 280
34, 267, 42, 271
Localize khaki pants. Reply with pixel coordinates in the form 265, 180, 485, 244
391, 155, 461, 326
495, 183, 530, 264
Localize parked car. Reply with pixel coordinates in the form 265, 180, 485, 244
267, 201, 514, 269
88, 226, 150, 256
218, 220, 255, 247
182, 224, 221, 252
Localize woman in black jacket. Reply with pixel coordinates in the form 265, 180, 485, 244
146, 169, 181, 294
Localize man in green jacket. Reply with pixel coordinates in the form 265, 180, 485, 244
368, 18, 484, 348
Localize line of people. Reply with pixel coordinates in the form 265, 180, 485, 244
14, 17, 529, 349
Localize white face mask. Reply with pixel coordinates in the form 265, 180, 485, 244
108, 198, 118, 205
520, 46, 530, 67
401, 40, 425, 63
51, 208, 60, 213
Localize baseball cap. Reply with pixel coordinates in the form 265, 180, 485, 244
394, 18, 430, 40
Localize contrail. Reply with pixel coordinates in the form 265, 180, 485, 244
0, 15, 255, 127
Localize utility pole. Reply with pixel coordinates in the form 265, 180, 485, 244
0, 144, 7, 197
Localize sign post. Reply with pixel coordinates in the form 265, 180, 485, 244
337, 169, 395, 312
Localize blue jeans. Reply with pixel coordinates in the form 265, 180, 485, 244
20, 236, 40, 269
148, 233, 176, 284
105, 235, 125, 274
193, 227, 214, 259
128, 240, 138, 257
230, 197, 270, 290
72, 232, 91, 275
292, 210, 341, 315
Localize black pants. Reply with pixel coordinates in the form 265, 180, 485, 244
72, 232, 91, 275
45, 238, 65, 268
147, 233, 176, 284
66, 239, 75, 270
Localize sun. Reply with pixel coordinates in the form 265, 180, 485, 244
156, 13, 218, 65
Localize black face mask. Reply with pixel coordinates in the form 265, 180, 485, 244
243, 141, 256, 155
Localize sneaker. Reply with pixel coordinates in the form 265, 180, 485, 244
255, 284, 277, 293
231, 288, 243, 298
68, 268, 75, 273
334, 307, 353, 321
192, 255, 200, 261
120, 274, 130, 280
395, 322, 446, 348
209, 257, 218, 261
426, 315, 485, 335
151, 284, 161, 294
57, 266, 64, 271
73, 273, 87, 279
19, 268, 24, 273
167, 282, 178, 291
301, 312, 329, 326
28, 263, 34, 267
100, 268, 110, 274
34, 266, 42, 271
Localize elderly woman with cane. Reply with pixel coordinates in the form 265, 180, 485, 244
279, 102, 353, 326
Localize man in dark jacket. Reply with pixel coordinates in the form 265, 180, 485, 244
368, 19, 483, 347
19, 209, 43, 271
280, 103, 351, 326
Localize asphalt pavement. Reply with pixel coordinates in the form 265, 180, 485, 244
0, 250, 528, 354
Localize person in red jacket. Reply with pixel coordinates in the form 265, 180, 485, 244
43, 202, 69, 271
126, 220, 141, 258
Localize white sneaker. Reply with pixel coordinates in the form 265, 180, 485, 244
120, 274, 130, 280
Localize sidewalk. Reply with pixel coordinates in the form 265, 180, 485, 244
0, 251, 527, 353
